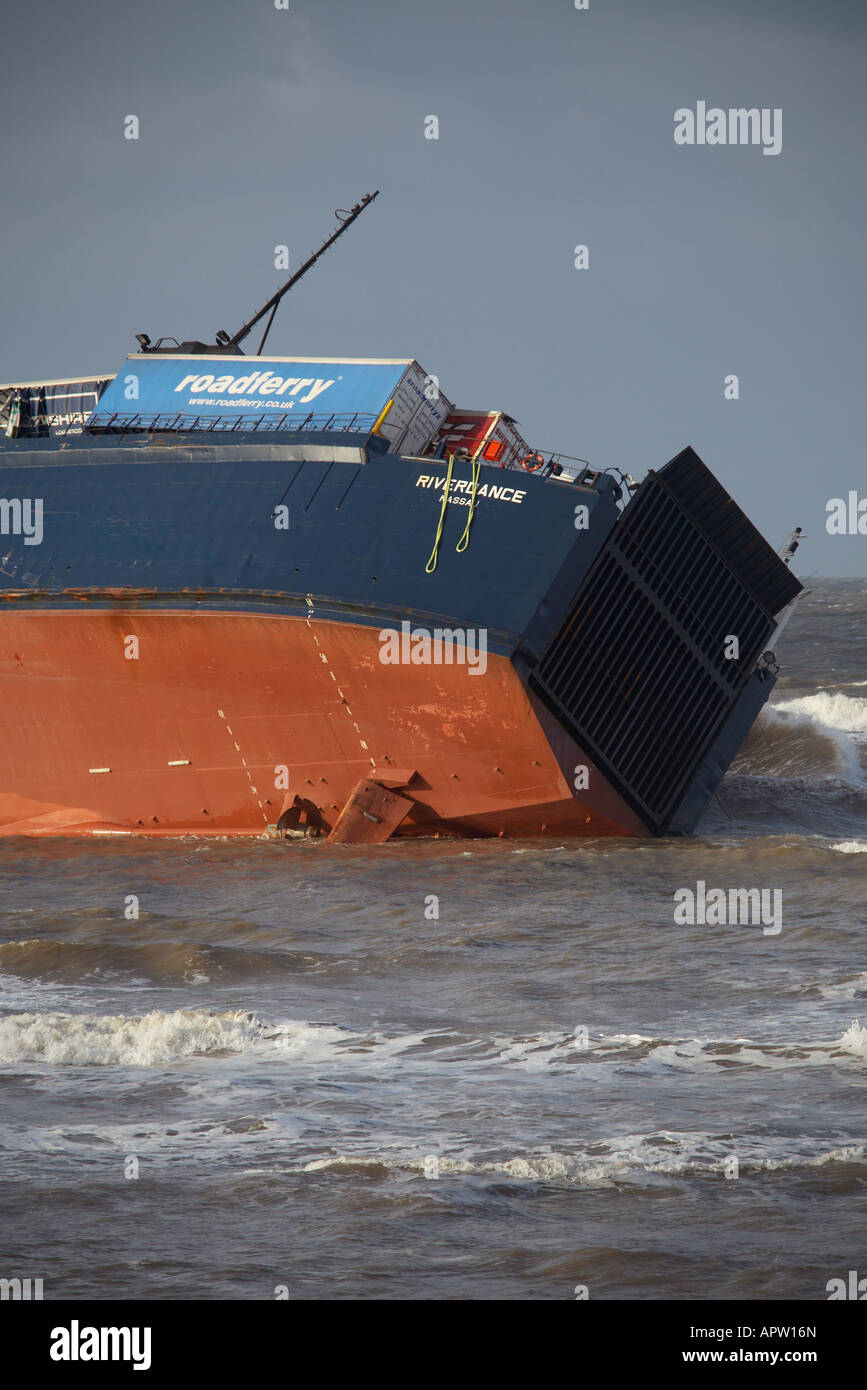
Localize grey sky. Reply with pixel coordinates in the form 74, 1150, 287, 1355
1, 0, 864, 575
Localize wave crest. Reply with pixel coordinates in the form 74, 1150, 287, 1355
733, 691, 866, 783
0, 1008, 263, 1065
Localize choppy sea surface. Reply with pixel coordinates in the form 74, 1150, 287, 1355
0, 579, 864, 1300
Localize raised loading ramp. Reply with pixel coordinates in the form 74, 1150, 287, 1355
528, 447, 802, 835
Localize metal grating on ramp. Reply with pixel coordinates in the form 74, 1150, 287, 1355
659, 448, 802, 615
529, 451, 799, 833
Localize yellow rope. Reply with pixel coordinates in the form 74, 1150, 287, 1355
455, 454, 482, 553
424, 452, 455, 573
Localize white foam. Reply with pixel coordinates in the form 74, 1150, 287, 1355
773, 691, 867, 740
830, 840, 867, 853
297, 1132, 867, 1185
0, 1008, 264, 1066
818, 973, 867, 1002
0, 1009, 427, 1069
265, 1019, 357, 1058
837, 1019, 867, 1058
484, 1024, 867, 1074
3, 1010, 862, 1074
5, 1119, 862, 1183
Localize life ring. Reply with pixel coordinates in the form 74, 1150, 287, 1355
521, 452, 545, 472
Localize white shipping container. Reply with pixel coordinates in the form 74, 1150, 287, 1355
374, 360, 454, 457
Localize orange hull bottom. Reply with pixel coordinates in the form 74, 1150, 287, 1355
0, 611, 647, 838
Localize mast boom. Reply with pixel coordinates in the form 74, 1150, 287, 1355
228, 190, 380, 354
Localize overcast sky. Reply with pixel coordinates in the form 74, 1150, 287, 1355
1, 0, 864, 575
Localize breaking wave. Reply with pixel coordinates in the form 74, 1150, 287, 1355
478, 1021, 867, 1070
0, 1008, 264, 1066
775, 691, 867, 738
297, 1138, 866, 1185
712, 689, 867, 835
732, 691, 867, 783
817, 973, 867, 1002
0, 1010, 864, 1071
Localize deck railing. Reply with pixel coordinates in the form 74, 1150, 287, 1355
78, 410, 379, 438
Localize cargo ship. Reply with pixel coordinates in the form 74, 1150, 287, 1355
0, 194, 802, 841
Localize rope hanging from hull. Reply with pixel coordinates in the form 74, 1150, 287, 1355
424, 452, 456, 573
456, 455, 482, 553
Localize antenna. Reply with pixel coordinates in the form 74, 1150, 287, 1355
135, 191, 380, 356
228, 190, 380, 355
